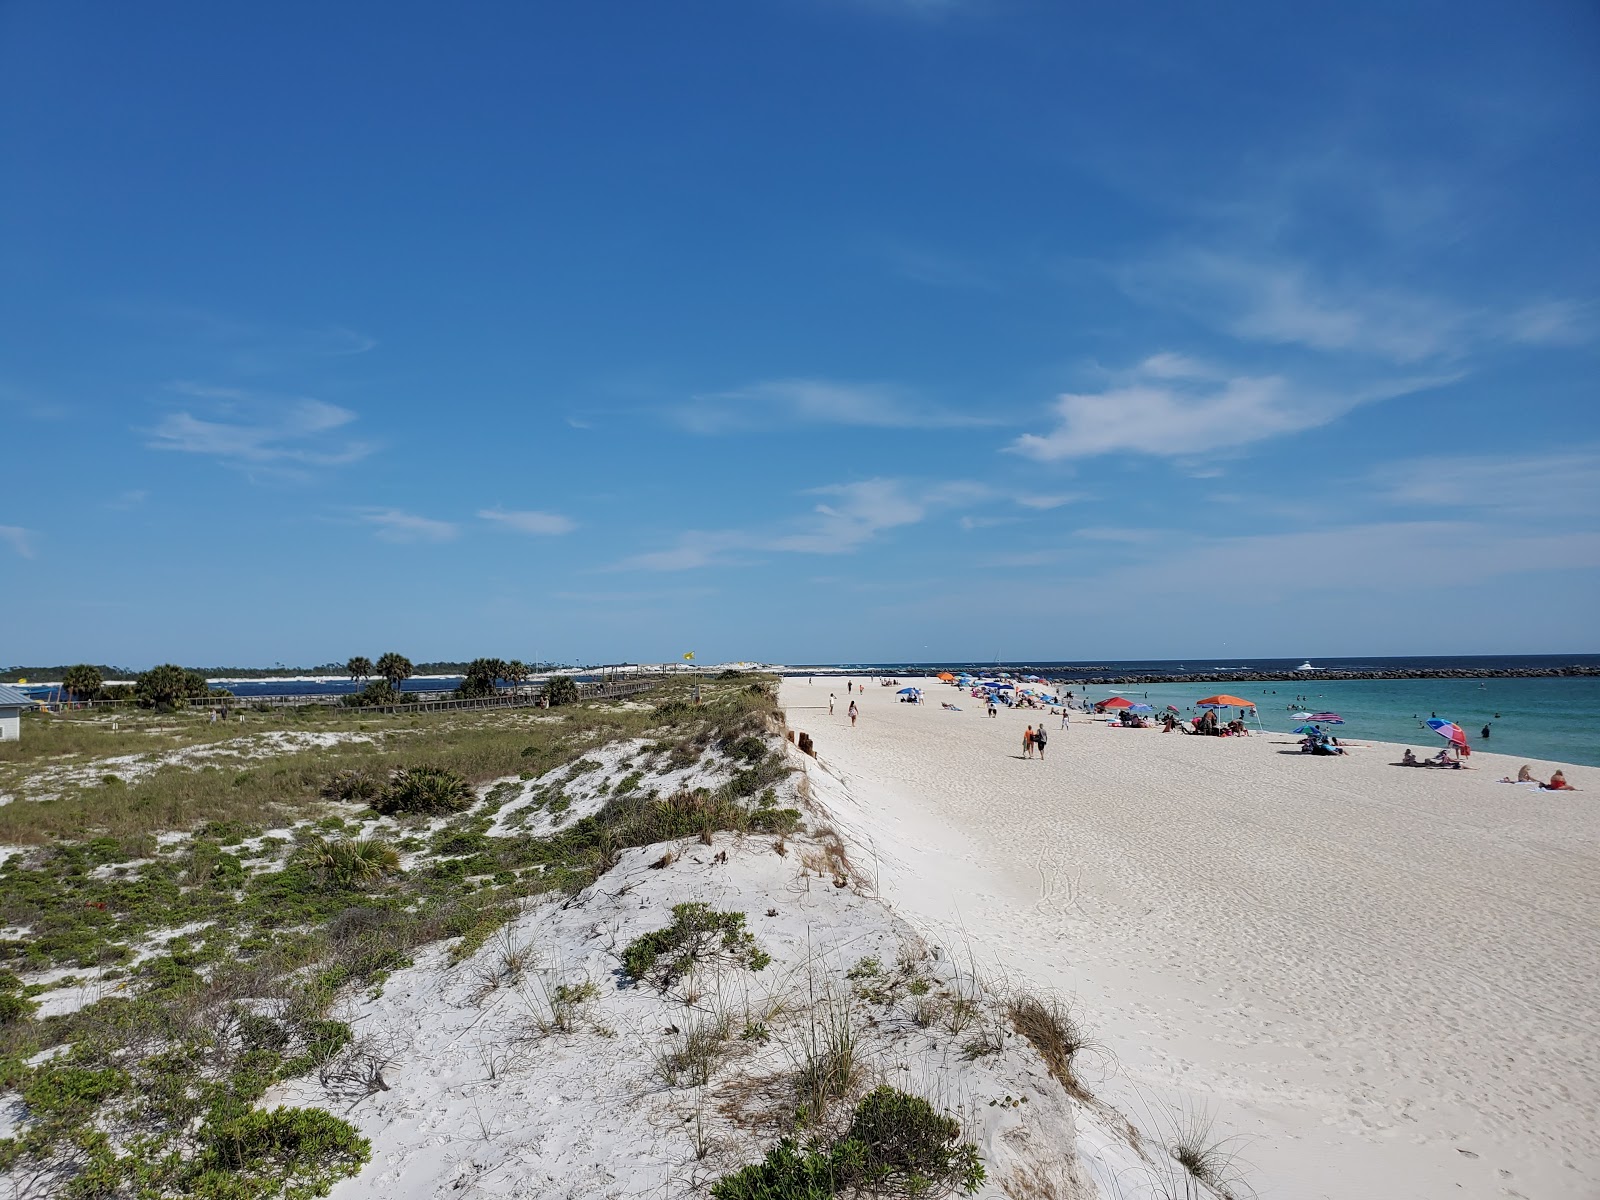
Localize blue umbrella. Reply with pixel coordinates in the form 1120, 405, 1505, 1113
1292, 724, 1322, 735
1128, 704, 1154, 712
897, 687, 920, 695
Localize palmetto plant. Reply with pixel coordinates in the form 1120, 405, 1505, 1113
374, 652, 413, 693
299, 836, 402, 889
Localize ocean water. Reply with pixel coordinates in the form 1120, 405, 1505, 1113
1066, 676, 1600, 768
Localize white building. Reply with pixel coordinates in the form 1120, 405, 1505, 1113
0, 684, 33, 741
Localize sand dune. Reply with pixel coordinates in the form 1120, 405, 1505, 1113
781, 677, 1600, 1200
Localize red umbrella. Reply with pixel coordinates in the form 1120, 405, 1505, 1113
1100, 697, 1133, 709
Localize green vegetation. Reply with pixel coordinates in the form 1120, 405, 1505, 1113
0, 673, 795, 1199
543, 675, 579, 707
135, 663, 214, 708
375, 652, 414, 693
457, 658, 506, 699
370, 766, 473, 816
621, 902, 772, 989
297, 836, 401, 889
712, 1087, 984, 1199
62, 664, 104, 702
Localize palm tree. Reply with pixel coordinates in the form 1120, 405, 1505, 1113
62, 664, 103, 703
506, 660, 528, 696
375, 652, 413, 695
346, 656, 373, 686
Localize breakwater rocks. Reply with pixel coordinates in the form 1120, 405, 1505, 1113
1037, 667, 1600, 686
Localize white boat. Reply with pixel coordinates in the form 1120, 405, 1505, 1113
1296, 660, 1323, 671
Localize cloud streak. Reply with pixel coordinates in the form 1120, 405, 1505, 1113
1009, 355, 1454, 461
672, 379, 988, 434
356, 508, 458, 544
617, 478, 988, 571
478, 508, 577, 536
146, 385, 374, 469
0, 525, 35, 558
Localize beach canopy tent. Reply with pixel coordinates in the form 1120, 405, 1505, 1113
1426, 718, 1468, 748
1197, 695, 1256, 709
1100, 697, 1133, 709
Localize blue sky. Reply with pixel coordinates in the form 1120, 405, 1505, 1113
3, 0, 1597, 667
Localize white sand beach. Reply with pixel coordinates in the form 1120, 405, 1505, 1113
780, 677, 1600, 1200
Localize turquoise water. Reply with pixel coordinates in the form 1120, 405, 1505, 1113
1077, 677, 1600, 767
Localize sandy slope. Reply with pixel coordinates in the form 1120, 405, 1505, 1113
780, 677, 1600, 1200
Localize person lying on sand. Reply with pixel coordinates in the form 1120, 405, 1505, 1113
1498, 764, 1539, 783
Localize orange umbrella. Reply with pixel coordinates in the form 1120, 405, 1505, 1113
1197, 694, 1255, 708
937, 672, 955, 681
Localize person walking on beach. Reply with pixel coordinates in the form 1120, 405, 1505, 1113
1060, 707, 1070, 732
1023, 725, 1035, 758
848, 700, 858, 727
987, 697, 998, 718
829, 694, 835, 715
1034, 723, 1048, 759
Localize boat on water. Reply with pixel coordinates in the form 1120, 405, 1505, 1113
1296, 660, 1323, 671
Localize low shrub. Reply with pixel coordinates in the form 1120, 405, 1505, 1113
543, 676, 580, 707
322, 768, 383, 804
298, 836, 402, 890
196, 1104, 371, 1190
621, 902, 770, 989
371, 766, 473, 815
713, 1087, 984, 1199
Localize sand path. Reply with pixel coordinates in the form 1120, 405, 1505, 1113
781, 678, 1600, 1200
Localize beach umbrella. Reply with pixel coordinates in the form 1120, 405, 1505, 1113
1197, 694, 1255, 709
1291, 712, 1312, 720
1292, 724, 1322, 734
1165, 705, 1181, 713
897, 687, 920, 695
1100, 697, 1133, 709
1128, 704, 1154, 712
937, 672, 955, 682
1308, 712, 1344, 724
1426, 718, 1467, 747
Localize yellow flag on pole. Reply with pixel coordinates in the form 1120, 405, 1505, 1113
682, 652, 695, 662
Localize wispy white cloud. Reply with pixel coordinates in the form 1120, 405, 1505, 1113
672, 379, 988, 434
1371, 448, 1600, 517
107, 490, 148, 510
146, 384, 374, 470
1119, 250, 1593, 363
1119, 251, 1472, 363
356, 508, 459, 544
1074, 526, 1162, 543
478, 508, 577, 536
616, 478, 988, 571
1009, 354, 1454, 461
1503, 300, 1596, 347
0, 525, 35, 558
1014, 493, 1085, 510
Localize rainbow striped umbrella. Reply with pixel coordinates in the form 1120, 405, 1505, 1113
1426, 718, 1467, 747
1309, 712, 1344, 724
